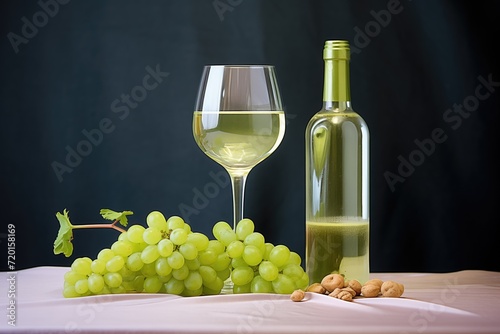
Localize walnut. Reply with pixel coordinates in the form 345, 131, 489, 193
320, 274, 344, 293
306, 283, 326, 294
381, 281, 404, 297
290, 289, 306, 302
361, 284, 381, 297
329, 288, 353, 302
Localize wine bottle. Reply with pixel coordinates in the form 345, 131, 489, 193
305, 40, 370, 284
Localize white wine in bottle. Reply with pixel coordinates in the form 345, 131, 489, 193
305, 40, 370, 284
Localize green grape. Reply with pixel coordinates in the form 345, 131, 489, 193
133, 275, 145, 291
218, 229, 237, 246
106, 255, 125, 273
233, 283, 251, 294
211, 252, 231, 271
231, 257, 247, 268
172, 264, 189, 280
91, 259, 106, 275
167, 251, 185, 270
203, 286, 221, 295
143, 227, 162, 245
198, 249, 217, 266
263, 243, 274, 260
122, 281, 136, 292
203, 277, 224, 292
227, 240, 245, 258
133, 242, 148, 253
259, 243, 266, 256
269, 245, 290, 268
179, 242, 198, 260
118, 265, 135, 281
167, 216, 185, 230
165, 277, 184, 295
242, 245, 263, 266
272, 274, 295, 294
170, 228, 188, 245
199, 265, 217, 284
88, 273, 104, 293
282, 264, 305, 280
110, 286, 126, 294
231, 266, 254, 286
236, 218, 254, 241
75, 279, 89, 294
141, 262, 157, 277
216, 267, 231, 281
207, 240, 225, 254
186, 232, 209, 251
243, 232, 265, 249
144, 276, 163, 293
159, 273, 172, 283
118, 232, 128, 241
251, 276, 274, 293
258, 261, 279, 282
99, 286, 111, 295
286, 251, 302, 266
126, 252, 144, 272
97, 248, 115, 262
212, 221, 232, 240
104, 272, 123, 288
157, 239, 174, 257
184, 271, 203, 291
146, 211, 168, 231
182, 286, 203, 297
64, 270, 86, 285
183, 223, 192, 234
63, 285, 80, 298
141, 245, 160, 264
127, 225, 145, 244
185, 258, 200, 271
71, 258, 92, 276
111, 240, 134, 257
295, 272, 310, 290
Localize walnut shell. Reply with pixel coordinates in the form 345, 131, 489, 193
345, 279, 362, 295
306, 283, 326, 294
321, 274, 344, 292
381, 281, 404, 298
361, 284, 381, 297
329, 288, 353, 302
290, 289, 306, 302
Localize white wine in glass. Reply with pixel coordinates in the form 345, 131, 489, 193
193, 111, 285, 174
193, 65, 285, 292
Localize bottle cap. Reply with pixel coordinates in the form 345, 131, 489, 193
323, 40, 350, 60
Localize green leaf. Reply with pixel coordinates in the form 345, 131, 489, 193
53, 209, 74, 257
99, 209, 133, 227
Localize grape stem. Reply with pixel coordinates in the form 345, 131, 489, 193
72, 220, 126, 233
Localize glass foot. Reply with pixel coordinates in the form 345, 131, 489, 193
220, 277, 234, 294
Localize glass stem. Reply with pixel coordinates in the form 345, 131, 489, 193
229, 173, 248, 230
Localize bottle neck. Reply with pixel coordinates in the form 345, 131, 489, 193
322, 58, 351, 111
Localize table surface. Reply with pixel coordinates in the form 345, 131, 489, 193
1, 267, 499, 334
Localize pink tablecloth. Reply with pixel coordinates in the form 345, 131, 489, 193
1, 267, 499, 333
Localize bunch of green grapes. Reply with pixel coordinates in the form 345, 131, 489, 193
63, 212, 307, 297
215, 218, 309, 294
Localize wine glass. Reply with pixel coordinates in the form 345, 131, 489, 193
192, 65, 285, 291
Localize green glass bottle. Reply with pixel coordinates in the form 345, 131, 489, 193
305, 40, 370, 284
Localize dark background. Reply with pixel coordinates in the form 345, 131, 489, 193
1, 0, 499, 273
